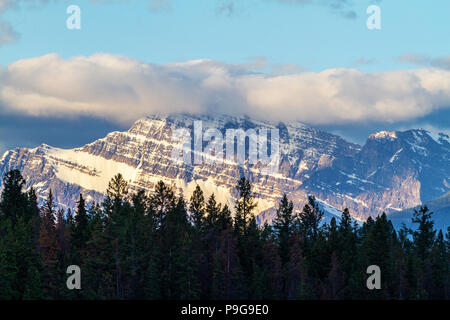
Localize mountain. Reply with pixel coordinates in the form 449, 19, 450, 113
389, 191, 450, 232
0, 114, 449, 226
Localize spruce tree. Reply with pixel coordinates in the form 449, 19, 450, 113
297, 196, 323, 242
360, 213, 396, 299
39, 190, 59, 298
412, 206, 436, 262
337, 208, 357, 289
83, 205, 115, 299
190, 185, 205, 233
0, 170, 27, 224
205, 193, 221, 232
233, 177, 258, 296
429, 230, 448, 299
234, 177, 257, 236
71, 194, 89, 265
273, 194, 295, 267
217, 204, 233, 232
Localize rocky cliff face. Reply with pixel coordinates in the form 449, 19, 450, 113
0, 114, 449, 222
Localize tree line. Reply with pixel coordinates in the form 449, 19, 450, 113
0, 169, 448, 300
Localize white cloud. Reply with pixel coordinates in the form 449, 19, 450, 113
1, 53, 450, 126
396, 53, 450, 70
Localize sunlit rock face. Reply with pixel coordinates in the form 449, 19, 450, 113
1, 114, 449, 222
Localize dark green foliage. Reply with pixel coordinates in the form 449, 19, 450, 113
273, 194, 294, 267
0, 170, 28, 224
190, 185, 205, 233
234, 177, 257, 236
0, 169, 448, 300
72, 194, 89, 255
297, 196, 324, 243
412, 206, 436, 262
0, 170, 43, 300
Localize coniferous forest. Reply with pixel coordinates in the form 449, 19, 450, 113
0, 169, 448, 300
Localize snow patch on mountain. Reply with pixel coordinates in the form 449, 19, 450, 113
45, 146, 138, 194
315, 198, 362, 226
0, 151, 8, 162
370, 131, 398, 140
0, 114, 449, 225
426, 130, 450, 146
389, 148, 403, 163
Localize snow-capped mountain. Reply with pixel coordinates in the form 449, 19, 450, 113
304, 128, 450, 220
0, 114, 449, 224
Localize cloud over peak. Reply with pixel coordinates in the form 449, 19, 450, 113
1, 53, 450, 126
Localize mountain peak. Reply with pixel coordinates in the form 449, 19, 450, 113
423, 130, 450, 146
0, 114, 448, 223
369, 131, 398, 140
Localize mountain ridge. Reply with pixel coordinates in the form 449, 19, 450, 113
390, 191, 450, 231
0, 113, 449, 225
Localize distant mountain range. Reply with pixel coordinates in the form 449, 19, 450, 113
0, 113, 449, 229
390, 191, 450, 231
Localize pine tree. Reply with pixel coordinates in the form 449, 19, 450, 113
205, 193, 221, 232
55, 208, 70, 299
1, 168, 448, 300
286, 233, 310, 299
198, 193, 223, 298
0, 170, 27, 224
190, 185, 205, 233
83, 205, 115, 299
217, 204, 233, 232
122, 190, 153, 299
72, 194, 89, 256
234, 177, 257, 236
326, 251, 345, 299
39, 190, 59, 298
157, 196, 200, 299
337, 208, 358, 290
273, 194, 295, 267
0, 171, 44, 299
26, 188, 42, 250
151, 180, 176, 228
297, 196, 323, 242
360, 213, 396, 299
260, 235, 283, 299
429, 230, 447, 299
412, 206, 436, 262
103, 174, 132, 299
233, 177, 260, 297
0, 219, 21, 299
313, 230, 331, 281
107, 173, 129, 201
326, 217, 339, 257
296, 195, 324, 292
360, 216, 375, 239
211, 228, 245, 299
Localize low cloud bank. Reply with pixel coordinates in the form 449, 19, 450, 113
1, 53, 450, 126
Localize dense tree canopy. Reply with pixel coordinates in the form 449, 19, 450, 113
0, 170, 448, 300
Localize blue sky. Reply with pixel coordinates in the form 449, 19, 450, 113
0, 0, 450, 151
2, 0, 450, 71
